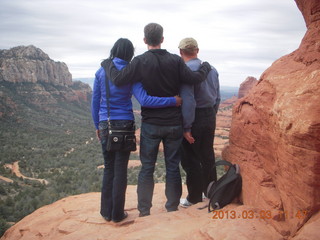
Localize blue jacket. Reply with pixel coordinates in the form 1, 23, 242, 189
180, 58, 221, 132
91, 57, 177, 129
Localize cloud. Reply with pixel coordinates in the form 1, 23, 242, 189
0, 0, 306, 87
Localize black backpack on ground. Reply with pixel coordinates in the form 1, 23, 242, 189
207, 160, 242, 212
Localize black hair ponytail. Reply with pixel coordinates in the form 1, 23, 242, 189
109, 38, 134, 62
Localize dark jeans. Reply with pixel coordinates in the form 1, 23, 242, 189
99, 120, 133, 221
137, 122, 183, 214
181, 107, 217, 204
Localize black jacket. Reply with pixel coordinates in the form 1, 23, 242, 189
107, 49, 210, 126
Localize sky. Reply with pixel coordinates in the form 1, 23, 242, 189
0, 0, 307, 87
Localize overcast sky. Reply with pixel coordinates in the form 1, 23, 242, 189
0, 0, 306, 87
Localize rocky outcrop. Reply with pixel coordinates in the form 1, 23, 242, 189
214, 96, 238, 157
238, 76, 258, 98
0, 46, 91, 118
0, 45, 72, 86
222, 0, 320, 237
0, 184, 284, 240
67, 81, 92, 102
2, 183, 319, 240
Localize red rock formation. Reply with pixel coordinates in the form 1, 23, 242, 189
0, 47, 91, 118
1, 183, 318, 240
223, 0, 320, 237
238, 76, 258, 98
216, 96, 238, 129
0, 184, 284, 240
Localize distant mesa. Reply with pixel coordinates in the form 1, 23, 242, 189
0, 45, 50, 60
0, 45, 92, 119
0, 45, 72, 86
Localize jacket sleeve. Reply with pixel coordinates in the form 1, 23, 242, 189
106, 57, 141, 87
211, 69, 221, 114
180, 84, 196, 132
132, 82, 177, 108
215, 80, 221, 114
179, 59, 211, 84
91, 71, 102, 130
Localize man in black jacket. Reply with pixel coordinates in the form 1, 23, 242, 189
105, 23, 211, 216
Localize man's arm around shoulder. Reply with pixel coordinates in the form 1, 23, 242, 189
103, 58, 140, 86
180, 59, 212, 84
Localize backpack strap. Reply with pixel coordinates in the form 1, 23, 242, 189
214, 160, 240, 174
198, 160, 241, 212
101, 61, 111, 122
207, 172, 239, 212
213, 160, 233, 168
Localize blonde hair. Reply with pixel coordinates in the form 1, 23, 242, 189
181, 48, 198, 57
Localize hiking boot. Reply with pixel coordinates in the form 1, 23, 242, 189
180, 198, 193, 208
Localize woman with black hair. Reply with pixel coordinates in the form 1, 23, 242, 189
91, 38, 180, 222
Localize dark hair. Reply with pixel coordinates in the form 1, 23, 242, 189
109, 38, 134, 62
144, 23, 163, 46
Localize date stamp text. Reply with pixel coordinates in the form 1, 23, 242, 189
211, 209, 310, 220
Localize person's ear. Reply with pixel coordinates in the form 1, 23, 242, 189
161, 37, 164, 44
143, 37, 147, 44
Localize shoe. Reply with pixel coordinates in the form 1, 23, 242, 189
167, 208, 178, 212
202, 193, 208, 200
180, 198, 193, 208
112, 211, 128, 223
102, 215, 111, 222
139, 212, 150, 217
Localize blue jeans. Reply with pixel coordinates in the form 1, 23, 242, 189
137, 122, 183, 214
99, 120, 132, 221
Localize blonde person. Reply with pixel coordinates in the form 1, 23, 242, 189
178, 38, 220, 207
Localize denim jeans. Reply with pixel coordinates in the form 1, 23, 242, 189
137, 122, 183, 214
181, 107, 217, 204
99, 120, 132, 221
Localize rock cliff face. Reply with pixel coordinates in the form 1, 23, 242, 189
0, 46, 91, 118
223, 0, 320, 237
0, 45, 72, 86
238, 76, 258, 98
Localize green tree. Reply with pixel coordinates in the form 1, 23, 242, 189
0, 185, 7, 195
0, 217, 10, 238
